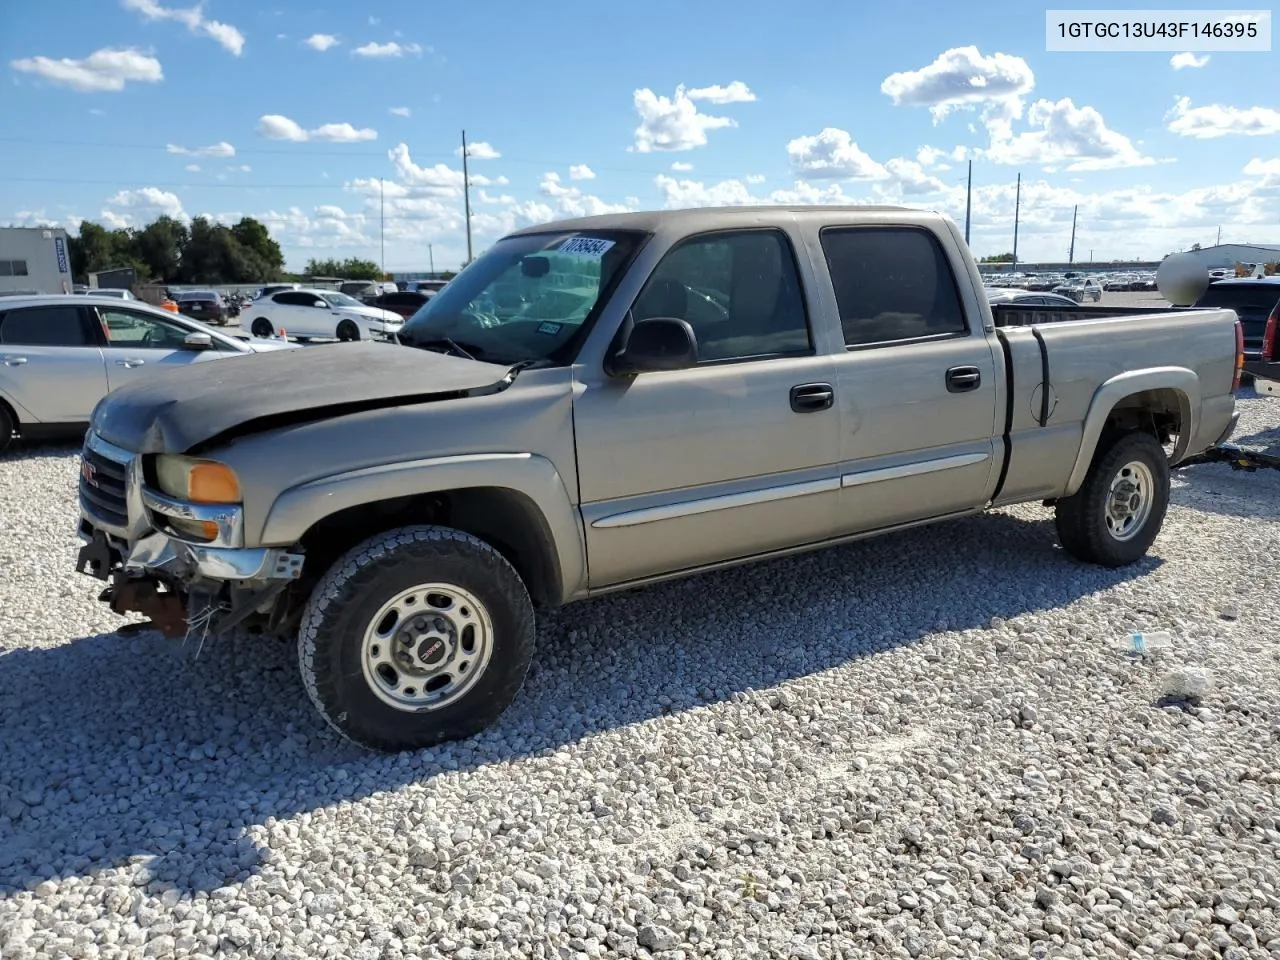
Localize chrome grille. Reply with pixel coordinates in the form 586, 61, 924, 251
79, 443, 129, 529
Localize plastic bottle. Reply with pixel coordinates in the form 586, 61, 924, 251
1126, 631, 1172, 655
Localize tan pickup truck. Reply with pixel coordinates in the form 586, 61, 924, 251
74, 206, 1243, 751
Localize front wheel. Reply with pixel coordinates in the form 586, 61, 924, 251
336, 320, 360, 342
1054, 431, 1170, 567
298, 525, 536, 752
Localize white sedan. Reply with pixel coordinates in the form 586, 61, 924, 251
0, 294, 296, 454
241, 288, 404, 342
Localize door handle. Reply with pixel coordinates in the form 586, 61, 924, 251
1, 356, 28, 366
116, 358, 146, 368
945, 366, 982, 393
790, 382, 835, 413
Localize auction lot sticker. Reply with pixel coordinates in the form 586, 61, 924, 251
557, 236, 616, 258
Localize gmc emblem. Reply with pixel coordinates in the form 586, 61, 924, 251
81, 460, 98, 487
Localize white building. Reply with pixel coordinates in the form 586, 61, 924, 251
0, 226, 74, 295
1176, 243, 1280, 273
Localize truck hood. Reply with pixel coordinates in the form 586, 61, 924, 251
91, 341, 515, 455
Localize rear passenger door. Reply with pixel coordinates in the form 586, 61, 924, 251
0, 304, 108, 423
819, 225, 1001, 534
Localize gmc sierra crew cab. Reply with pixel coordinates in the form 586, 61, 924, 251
72, 206, 1244, 752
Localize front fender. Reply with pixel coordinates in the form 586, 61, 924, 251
259, 452, 587, 599
1063, 366, 1198, 497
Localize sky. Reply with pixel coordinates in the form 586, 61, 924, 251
1, 0, 1278, 272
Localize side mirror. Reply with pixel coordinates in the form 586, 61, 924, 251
180, 332, 214, 351
608, 316, 698, 376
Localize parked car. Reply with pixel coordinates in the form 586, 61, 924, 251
340, 280, 398, 304
406, 279, 449, 295
241, 287, 404, 341
72, 206, 1241, 752
255, 283, 301, 300
984, 288, 1081, 307
172, 290, 229, 326
1193, 277, 1280, 360
90, 288, 139, 301
374, 290, 434, 319
0, 294, 295, 453
1052, 278, 1103, 302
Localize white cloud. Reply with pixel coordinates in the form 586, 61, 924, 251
881, 46, 1034, 122
653, 174, 862, 209
1165, 96, 1280, 139
787, 128, 888, 180
538, 172, 634, 218
670, 161, 693, 172
1243, 157, 1280, 177
568, 164, 596, 180
103, 186, 187, 224
9, 47, 163, 92
455, 140, 500, 160
1170, 52, 1210, 70
389, 106, 411, 117
384, 144, 466, 196
744, 174, 766, 184
304, 33, 339, 51
228, 164, 251, 173
166, 140, 235, 157
916, 144, 967, 169
632, 83, 750, 152
983, 97, 1155, 171
685, 81, 756, 104
257, 114, 376, 142
184, 163, 200, 172
352, 41, 422, 58
121, 0, 245, 56
883, 158, 947, 195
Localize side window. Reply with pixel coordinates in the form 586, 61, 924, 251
274, 292, 309, 307
0, 306, 90, 346
100, 309, 191, 348
630, 229, 810, 363
820, 226, 968, 348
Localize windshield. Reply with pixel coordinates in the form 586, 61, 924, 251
321, 291, 365, 308
397, 229, 644, 364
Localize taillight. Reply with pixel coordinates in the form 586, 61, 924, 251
1262, 306, 1278, 361
1232, 320, 1244, 394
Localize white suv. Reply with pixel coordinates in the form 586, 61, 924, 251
242, 288, 404, 341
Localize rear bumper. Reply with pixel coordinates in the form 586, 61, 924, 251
1244, 359, 1280, 396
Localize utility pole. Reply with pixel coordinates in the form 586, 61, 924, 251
964, 159, 972, 245
1012, 172, 1021, 269
1068, 204, 1077, 264
379, 178, 386, 277
461, 129, 473, 266
429, 244, 434, 275
1216, 225, 1222, 245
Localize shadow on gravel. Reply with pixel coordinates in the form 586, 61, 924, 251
0, 509, 1157, 896
1171, 460, 1280, 520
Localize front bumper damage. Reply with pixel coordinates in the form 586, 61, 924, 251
75, 432, 304, 639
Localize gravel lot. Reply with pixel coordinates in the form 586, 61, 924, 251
2, 392, 1279, 960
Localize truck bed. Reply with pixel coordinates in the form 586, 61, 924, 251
990, 303, 1186, 327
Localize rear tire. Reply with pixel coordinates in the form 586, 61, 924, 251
0, 403, 15, 456
251, 317, 274, 338
298, 525, 536, 752
1054, 431, 1170, 567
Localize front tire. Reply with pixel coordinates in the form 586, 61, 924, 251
0, 403, 15, 456
1054, 431, 1170, 567
337, 320, 360, 342
298, 525, 536, 752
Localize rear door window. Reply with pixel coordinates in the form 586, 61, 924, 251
819, 226, 968, 348
0, 306, 92, 346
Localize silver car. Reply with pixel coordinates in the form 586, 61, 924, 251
0, 294, 295, 454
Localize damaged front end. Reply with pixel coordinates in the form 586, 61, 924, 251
75, 430, 305, 641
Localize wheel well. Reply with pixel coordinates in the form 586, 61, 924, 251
1104, 387, 1184, 446
295, 487, 563, 609
0, 396, 17, 431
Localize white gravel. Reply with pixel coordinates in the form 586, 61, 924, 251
2, 393, 1280, 960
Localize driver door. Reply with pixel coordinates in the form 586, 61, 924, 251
96, 307, 226, 390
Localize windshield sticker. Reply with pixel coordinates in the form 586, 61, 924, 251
537, 321, 563, 335
556, 236, 615, 258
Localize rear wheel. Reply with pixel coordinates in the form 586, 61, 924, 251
337, 320, 360, 342
1055, 431, 1170, 567
251, 317, 274, 338
0, 403, 15, 456
298, 525, 536, 752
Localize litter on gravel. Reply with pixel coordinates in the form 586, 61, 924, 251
2, 390, 1279, 960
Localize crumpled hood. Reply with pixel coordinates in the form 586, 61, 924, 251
91, 341, 514, 454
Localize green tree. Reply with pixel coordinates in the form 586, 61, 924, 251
981, 252, 1016, 263
230, 217, 284, 276
132, 215, 189, 282
304, 256, 382, 280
